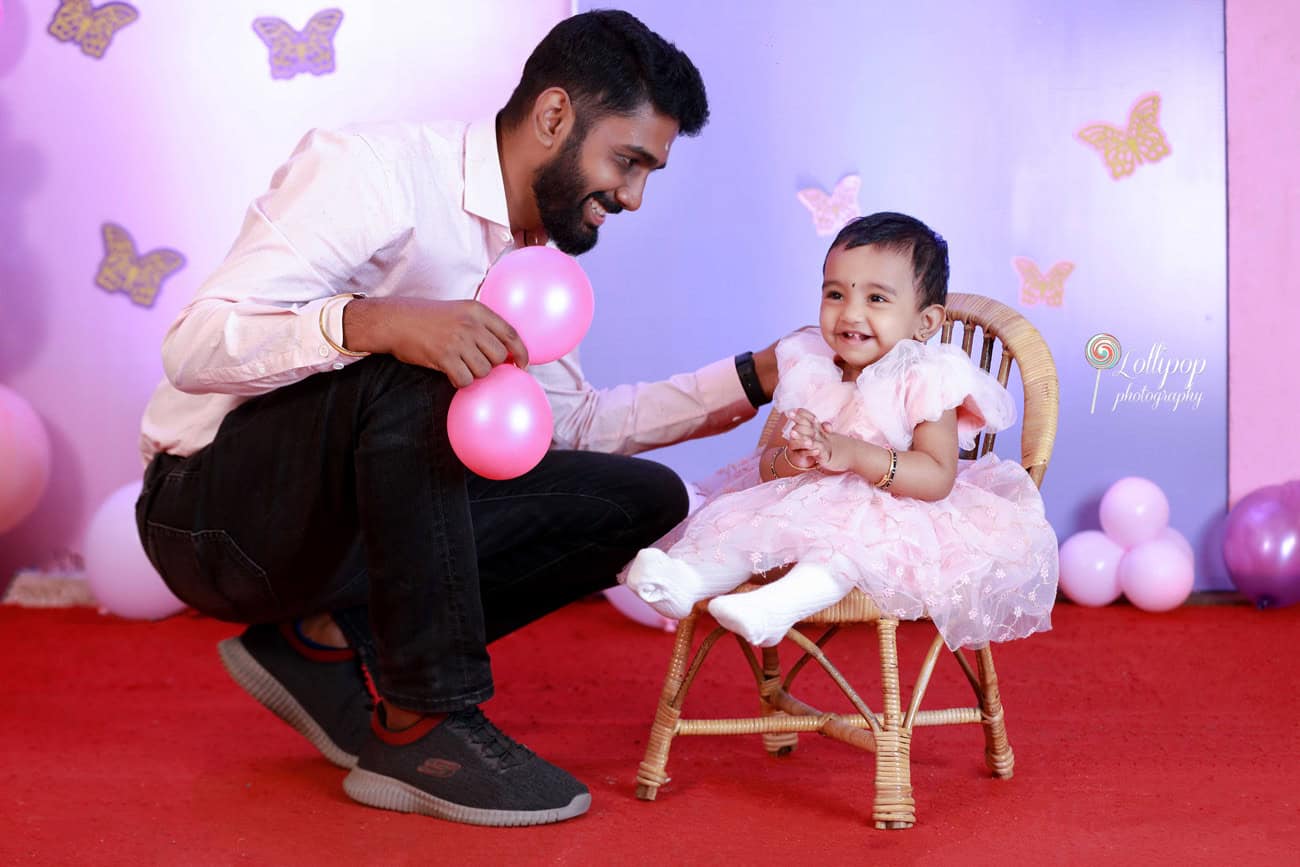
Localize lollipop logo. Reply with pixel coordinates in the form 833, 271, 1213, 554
1085, 333, 1121, 414
1085, 333, 1121, 370
1085, 333, 1209, 415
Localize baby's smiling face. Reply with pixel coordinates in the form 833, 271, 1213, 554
819, 242, 939, 376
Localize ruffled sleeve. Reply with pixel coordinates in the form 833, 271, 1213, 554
771, 329, 855, 424
854, 340, 1015, 451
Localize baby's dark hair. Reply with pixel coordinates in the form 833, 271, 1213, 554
499, 10, 709, 136
828, 212, 949, 309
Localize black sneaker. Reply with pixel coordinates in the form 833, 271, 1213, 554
343, 706, 591, 826
217, 623, 373, 768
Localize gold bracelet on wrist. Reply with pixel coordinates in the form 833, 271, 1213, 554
875, 446, 898, 490
769, 446, 784, 479
781, 447, 806, 474
319, 293, 371, 358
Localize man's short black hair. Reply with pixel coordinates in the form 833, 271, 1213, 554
500, 10, 709, 136
829, 212, 949, 309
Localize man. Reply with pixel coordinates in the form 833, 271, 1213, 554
136, 10, 776, 827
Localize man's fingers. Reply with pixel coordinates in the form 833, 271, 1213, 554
444, 361, 475, 389
479, 307, 530, 368
464, 350, 493, 381
475, 333, 510, 368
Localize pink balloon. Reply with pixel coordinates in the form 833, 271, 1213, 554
1117, 538, 1195, 613
1099, 476, 1170, 549
477, 247, 594, 365
604, 585, 677, 632
447, 365, 553, 480
0, 384, 52, 534
84, 481, 186, 620
1157, 527, 1195, 564
1058, 530, 1125, 606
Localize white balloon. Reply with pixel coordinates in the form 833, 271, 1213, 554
604, 584, 676, 632
84, 481, 186, 620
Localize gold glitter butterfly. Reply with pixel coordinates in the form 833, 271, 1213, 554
47, 0, 138, 59
94, 223, 185, 308
1012, 257, 1074, 307
252, 9, 344, 80
1076, 93, 1171, 180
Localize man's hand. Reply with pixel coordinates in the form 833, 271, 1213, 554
343, 296, 530, 388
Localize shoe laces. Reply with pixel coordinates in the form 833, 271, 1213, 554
450, 708, 534, 767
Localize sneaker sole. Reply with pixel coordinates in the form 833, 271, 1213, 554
342, 767, 591, 827
217, 637, 359, 770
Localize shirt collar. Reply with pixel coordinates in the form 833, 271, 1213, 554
463, 119, 511, 231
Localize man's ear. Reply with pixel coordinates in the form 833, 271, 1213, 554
531, 87, 574, 150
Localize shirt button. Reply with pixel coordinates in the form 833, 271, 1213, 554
499, 229, 512, 243
332, 362, 345, 371
318, 345, 330, 357
257, 363, 267, 375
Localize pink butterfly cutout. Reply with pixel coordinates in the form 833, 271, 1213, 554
797, 175, 862, 237
1012, 257, 1074, 308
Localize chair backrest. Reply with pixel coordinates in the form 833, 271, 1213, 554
756, 293, 1060, 488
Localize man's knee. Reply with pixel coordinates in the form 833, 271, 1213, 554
615, 458, 689, 543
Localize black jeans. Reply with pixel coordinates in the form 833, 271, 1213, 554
135, 355, 688, 713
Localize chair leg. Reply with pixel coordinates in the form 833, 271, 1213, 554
758, 645, 798, 757
975, 645, 1015, 779
872, 618, 915, 829
636, 611, 700, 800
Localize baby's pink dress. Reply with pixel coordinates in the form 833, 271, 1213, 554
665, 330, 1058, 650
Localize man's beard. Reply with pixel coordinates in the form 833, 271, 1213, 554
532, 128, 619, 256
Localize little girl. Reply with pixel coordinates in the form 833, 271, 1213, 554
624, 212, 1058, 649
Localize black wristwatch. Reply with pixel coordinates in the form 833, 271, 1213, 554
734, 351, 771, 408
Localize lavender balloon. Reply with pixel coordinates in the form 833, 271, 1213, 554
1223, 481, 1300, 609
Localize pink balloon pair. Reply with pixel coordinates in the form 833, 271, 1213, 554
446, 247, 594, 480
1058, 476, 1195, 612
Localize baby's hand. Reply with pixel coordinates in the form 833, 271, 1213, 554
787, 409, 852, 473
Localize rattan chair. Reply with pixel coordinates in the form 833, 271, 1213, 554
633, 293, 1059, 829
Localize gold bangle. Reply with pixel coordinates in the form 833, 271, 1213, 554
769, 446, 784, 479
781, 447, 810, 473
319, 293, 371, 358
875, 446, 897, 490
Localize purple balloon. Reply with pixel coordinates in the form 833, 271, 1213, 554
1223, 481, 1300, 609
477, 247, 594, 365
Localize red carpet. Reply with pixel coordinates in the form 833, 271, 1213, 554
2, 599, 1298, 865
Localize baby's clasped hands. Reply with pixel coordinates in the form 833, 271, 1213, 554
785, 409, 852, 473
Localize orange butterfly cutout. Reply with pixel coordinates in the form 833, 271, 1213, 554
94, 223, 185, 308
1012, 257, 1074, 307
47, 0, 138, 59
1076, 93, 1171, 180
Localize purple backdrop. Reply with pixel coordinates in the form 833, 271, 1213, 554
577, 0, 1229, 588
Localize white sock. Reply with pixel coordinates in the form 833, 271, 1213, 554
624, 548, 750, 620
707, 560, 855, 646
